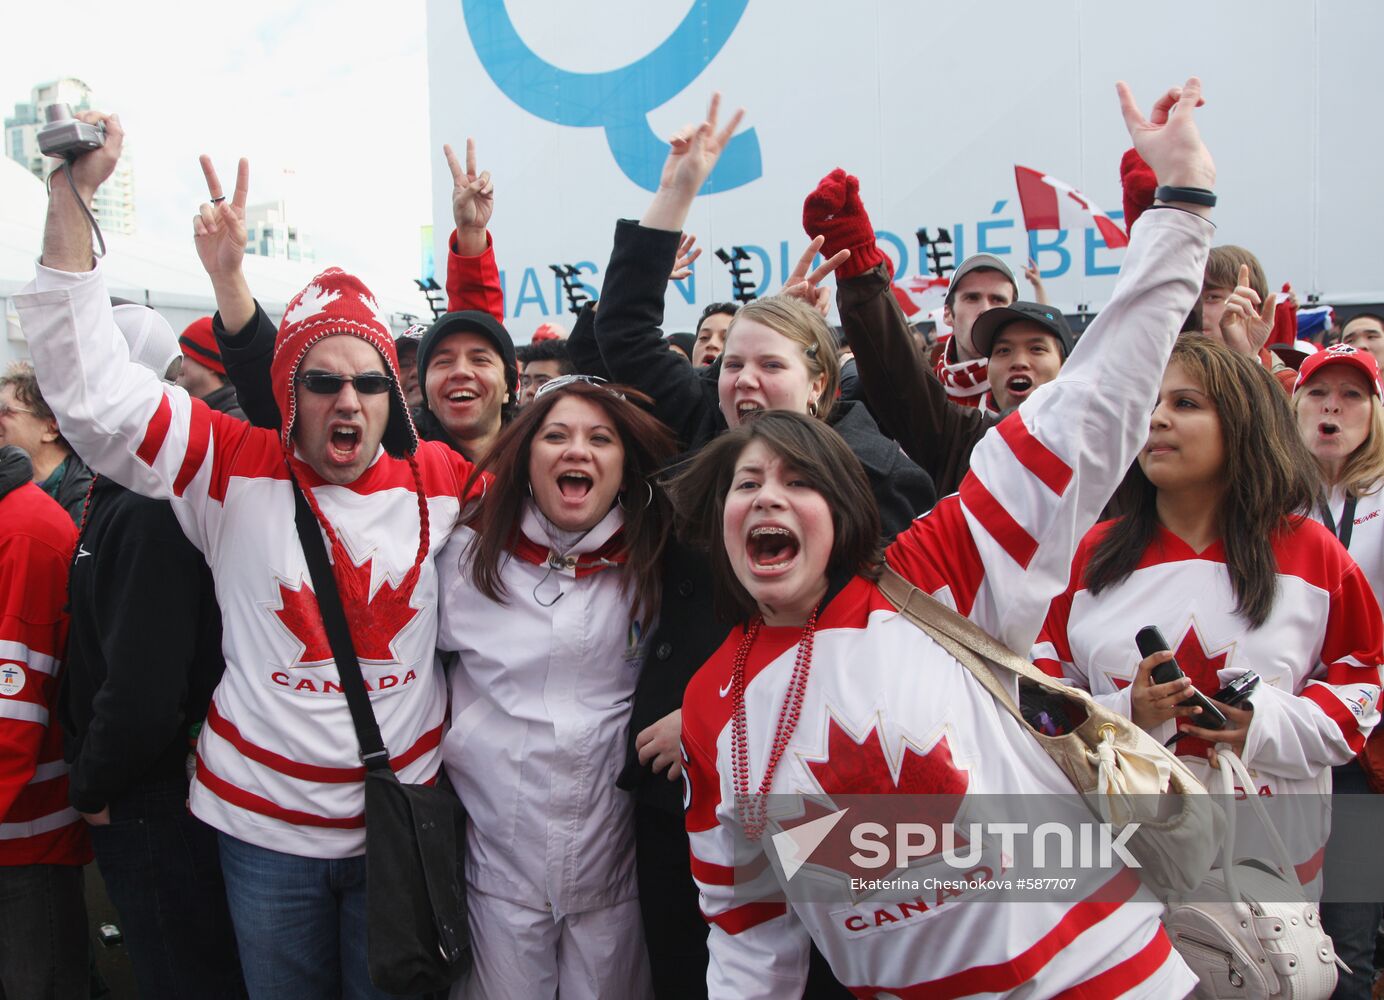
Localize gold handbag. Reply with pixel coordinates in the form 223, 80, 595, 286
878, 564, 1224, 898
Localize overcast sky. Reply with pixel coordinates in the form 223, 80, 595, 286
2, 0, 434, 312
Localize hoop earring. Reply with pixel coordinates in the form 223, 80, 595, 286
618, 479, 654, 512
807, 399, 819, 417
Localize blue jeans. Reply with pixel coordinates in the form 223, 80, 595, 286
218, 833, 417, 1000
90, 779, 245, 999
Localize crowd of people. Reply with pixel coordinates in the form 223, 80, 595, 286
0, 75, 1380, 1000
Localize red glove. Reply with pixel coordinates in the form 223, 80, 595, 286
1271, 283, 1298, 347
802, 169, 887, 279
1120, 148, 1157, 235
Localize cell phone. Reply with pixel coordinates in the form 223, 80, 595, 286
1212, 671, 1259, 708
1134, 626, 1228, 730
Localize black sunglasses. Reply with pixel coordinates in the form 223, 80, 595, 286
296, 372, 395, 395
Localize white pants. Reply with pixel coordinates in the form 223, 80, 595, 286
455, 888, 652, 1000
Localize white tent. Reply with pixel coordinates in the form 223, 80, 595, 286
1, 156, 426, 367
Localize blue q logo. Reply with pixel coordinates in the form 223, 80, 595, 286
461, 0, 762, 193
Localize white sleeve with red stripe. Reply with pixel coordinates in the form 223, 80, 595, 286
889, 209, 1212, 653
16, 264, 220, 542
1243, 561, 1383, 778
682, 727, 811, 999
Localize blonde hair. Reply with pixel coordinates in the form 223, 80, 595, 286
726, 296, 840, 420
1292, 387, 1384, 498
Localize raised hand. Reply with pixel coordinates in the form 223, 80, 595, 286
193, 155, 254, 331
66, 111, 123, 202
670, 233, 701, 281
1216, 263, 1277, 356
445, 138, 493, 256
641, 94, 745, 233
193, 156, 248, 280
1115, 76, 1215, 195
779, 236, 851, 317
655, 92, 745, 198
1023, 257, 1050, 305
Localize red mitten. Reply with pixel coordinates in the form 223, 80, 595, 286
802, 168, 887, 279
1271, 283, 1297, 347
1120, 148, 1157, 235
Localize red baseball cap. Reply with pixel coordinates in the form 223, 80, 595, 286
1294, 343, 1382, 398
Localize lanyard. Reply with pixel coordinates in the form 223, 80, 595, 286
1320, 495, 1358, 550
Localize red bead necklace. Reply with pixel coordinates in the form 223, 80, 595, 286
730, 607, 820, 842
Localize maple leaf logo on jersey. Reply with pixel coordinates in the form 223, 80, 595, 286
806, 716, 970, 797
773, 716, 971, 884
272, 554, 420, 666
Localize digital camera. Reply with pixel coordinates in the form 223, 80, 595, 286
37, 103, 105, 160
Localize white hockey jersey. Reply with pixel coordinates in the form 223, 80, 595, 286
682, 209, 1212, 999
437, 502, 646, 917
16, 264, 477, 859
1034, 517, 1383, 888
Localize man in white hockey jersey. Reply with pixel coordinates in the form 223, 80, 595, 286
17, 114, 478, 999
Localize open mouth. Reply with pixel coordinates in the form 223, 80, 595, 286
736, 402, 765, 421
1319, 422, 1341, 438
446, 388, 479, 406
329, 425, 361, 463
1005, 374, 1033, 395
746, 525, 800, 572
557, 472, 593, 500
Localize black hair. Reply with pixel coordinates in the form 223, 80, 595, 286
516, 339, 573, 370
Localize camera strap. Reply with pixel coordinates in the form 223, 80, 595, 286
291, 482, 390, 771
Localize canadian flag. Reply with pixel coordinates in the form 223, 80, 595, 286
1014, 165, 1130, 249
891, 273, 950, 318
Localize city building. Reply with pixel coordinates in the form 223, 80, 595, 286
5, 78, 136, 235
245, 199, 315, 264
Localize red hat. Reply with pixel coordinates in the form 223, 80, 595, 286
1294, 343, 1382, 398
530, 322, 566, 343
1120, 148, 1157, 235
179, 317, 225, 376
270, 268, 418, 458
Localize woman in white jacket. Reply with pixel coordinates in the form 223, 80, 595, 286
1293, 343, 1384, 998
436, 377, 675, 999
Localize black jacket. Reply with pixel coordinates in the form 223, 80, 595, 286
837, 262, 998, 498
60, 475, 227, 812
0, 447, 31, 501
213, 306, 281, 430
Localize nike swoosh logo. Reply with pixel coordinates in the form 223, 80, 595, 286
76, 546, 92, 559
719, 679, 733, 698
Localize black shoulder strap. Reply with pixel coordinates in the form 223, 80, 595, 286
291, 483, 391, 771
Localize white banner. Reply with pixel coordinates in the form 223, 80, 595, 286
427, 0, 1384, 340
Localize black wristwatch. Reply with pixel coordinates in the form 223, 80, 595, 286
1154, 185, 1217, 207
